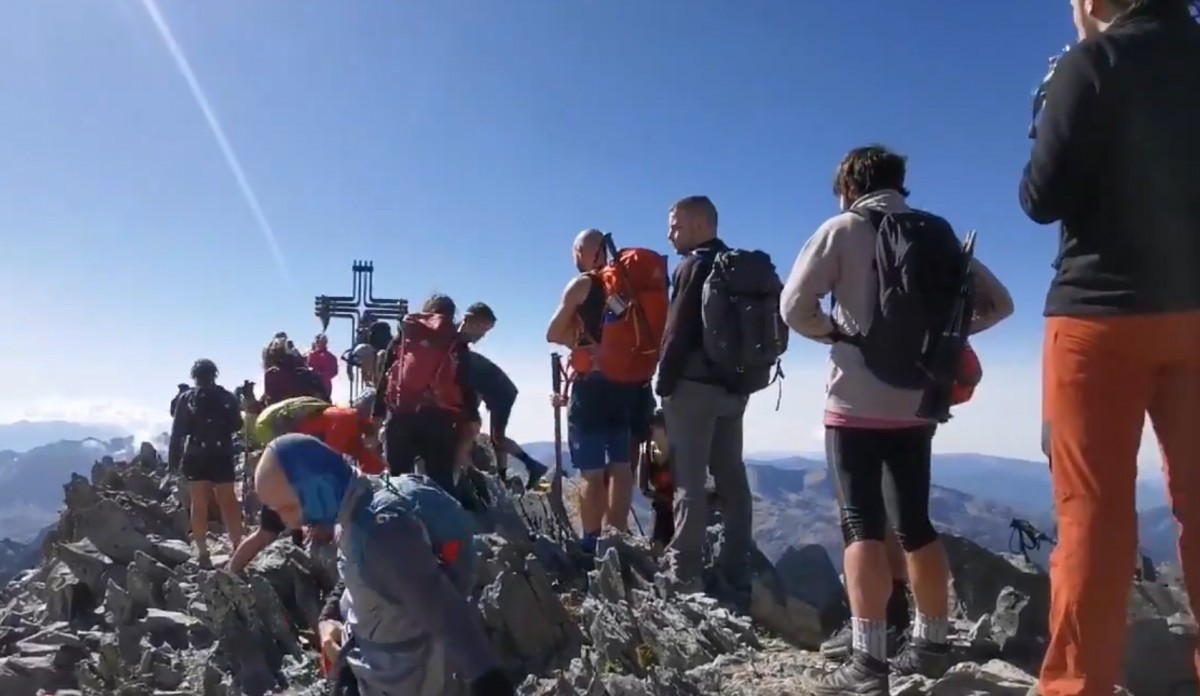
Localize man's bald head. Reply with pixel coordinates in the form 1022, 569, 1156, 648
573, 229, 607, 272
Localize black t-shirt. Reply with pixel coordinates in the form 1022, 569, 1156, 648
260, 506, 287, 534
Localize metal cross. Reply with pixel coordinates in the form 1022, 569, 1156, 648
314, 260, 408, 400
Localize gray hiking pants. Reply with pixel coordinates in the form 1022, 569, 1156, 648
663, 379, 751, 582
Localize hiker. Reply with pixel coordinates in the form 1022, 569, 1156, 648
629, 382, 656, 480
546, 229, 668, 554
306, 333, 339, 397
167, 359, 245, 568
375, 294, 480, 498
263, 337, 331, 406
636, 408, 674, 551
227, 396, 386, 573
254, 434, 514, 696
346, 320, 393, 387
658, 195, 786, 592
783, 145, 1012, 693
169, 383, 188, 418
1021, 2, 1200, 693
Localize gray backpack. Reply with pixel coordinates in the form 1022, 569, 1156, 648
698, 248, 789, 399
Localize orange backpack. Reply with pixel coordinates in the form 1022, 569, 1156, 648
583, 240, 669, 385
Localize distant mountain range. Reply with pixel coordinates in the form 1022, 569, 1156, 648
516, 442, 1178, 567
0, 424, 1179, 567
0, 420, 133, 453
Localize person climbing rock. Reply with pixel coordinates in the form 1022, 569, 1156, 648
376, 294, 480, 498
306, 333, 339, 398
227, 395, 385, 573
254, 433, 514, 696
168, 359, 245, 569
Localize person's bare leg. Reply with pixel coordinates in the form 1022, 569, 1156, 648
605, 462, 633, 533
844, 540, 891, 623
905, 540, 949, 620
885, 528, 908, 581
214, 483, 244, 549
190, 481, 213, 559
580, 470, 607, 537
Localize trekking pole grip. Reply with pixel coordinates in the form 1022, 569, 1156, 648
550, 352, 563, 394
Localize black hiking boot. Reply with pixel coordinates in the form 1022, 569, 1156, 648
890, 637, 951, 679
820, 624, 903, 662
800, 652, 888, 696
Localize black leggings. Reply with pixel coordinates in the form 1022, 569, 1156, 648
826, 425, 938, 552
383, 409, 459, 494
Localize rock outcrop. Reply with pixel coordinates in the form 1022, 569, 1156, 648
0, 444, 1193, 695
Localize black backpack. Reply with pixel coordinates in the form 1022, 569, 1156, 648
184, 386, 241, 455
841, 209, 973, 391
698, 248, 789, 396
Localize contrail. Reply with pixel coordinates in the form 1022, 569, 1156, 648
138, 0, 291, 283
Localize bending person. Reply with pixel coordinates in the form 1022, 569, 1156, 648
227, 396, 384, 573
255, 434, 513, 696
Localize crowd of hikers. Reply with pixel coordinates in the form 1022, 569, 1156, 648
159, 2, 1200, 694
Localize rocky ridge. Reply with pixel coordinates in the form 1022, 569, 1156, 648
0, 446, 1194, 695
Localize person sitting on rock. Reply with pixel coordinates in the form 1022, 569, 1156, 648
227, 395, 385, 574
254, 433, 514, 696
168, 358, 245, 569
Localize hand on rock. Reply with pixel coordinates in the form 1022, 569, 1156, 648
318, 620, 344, 674
549, 393, 568, 408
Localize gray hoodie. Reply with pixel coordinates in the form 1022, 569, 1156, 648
780, 190, 1014, 422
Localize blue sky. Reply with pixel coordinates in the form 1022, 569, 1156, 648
0, 1, 1163, 466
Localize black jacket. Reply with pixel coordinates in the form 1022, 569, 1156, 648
1020, 2, 1200, 316
656, 238, 730, 397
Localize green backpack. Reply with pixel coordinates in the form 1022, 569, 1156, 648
254, 396, 331, 445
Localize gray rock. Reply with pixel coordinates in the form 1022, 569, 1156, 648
80, 499, 154, 564
774, 544, 849, 633
150, 540, 192, 568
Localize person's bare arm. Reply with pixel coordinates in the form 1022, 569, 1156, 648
545, 275, 593, 347
968, 258, 1015, 335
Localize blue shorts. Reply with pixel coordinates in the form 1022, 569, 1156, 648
568, 424, 632, 473
567, 374, 638, 473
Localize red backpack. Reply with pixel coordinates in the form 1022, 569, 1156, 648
384, 313, 464, 414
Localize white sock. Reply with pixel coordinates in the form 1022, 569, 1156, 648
913, 611, 948, 644
851, 617, 887, 660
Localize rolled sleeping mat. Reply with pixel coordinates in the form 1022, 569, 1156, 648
255, 396, 331, 445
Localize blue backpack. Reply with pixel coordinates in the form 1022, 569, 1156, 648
365, 474, 478, 592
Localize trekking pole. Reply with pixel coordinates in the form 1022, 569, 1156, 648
549, 353, 576, 542
630, 506, 645, 538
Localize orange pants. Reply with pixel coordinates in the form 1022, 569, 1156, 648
1040, 312, 1200, 695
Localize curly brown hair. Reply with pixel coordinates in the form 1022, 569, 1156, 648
832, 145, 911, 202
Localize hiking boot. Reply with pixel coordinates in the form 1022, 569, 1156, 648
820, 624, 903, 662
196, 550, 212, 570
890, 637, 951, 679
800, 652, 888, 696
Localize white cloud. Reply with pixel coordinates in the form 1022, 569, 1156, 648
0, 397, 171, 445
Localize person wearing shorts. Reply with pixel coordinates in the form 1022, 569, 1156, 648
565, 372, 638, 554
